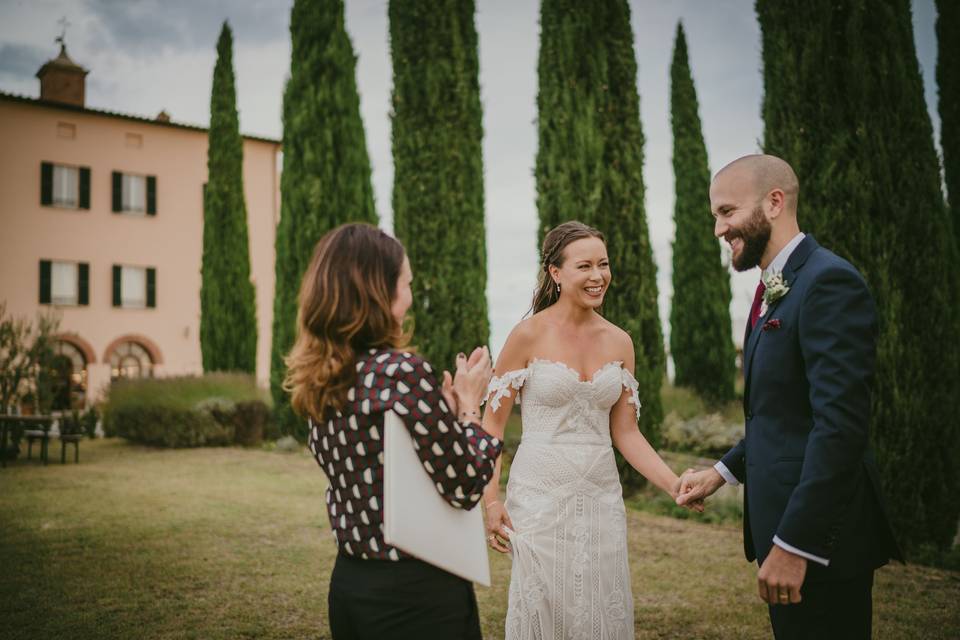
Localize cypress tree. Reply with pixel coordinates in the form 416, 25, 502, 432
535, 0, 665, 486
938, 0, 960, 244
757, 0, 960, 552
668, 23, 736, 405
271, 0, 378, 438
200, 22, 257, 374
389, 0, 489, 371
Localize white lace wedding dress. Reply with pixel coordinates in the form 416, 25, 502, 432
487, 359, 641, 640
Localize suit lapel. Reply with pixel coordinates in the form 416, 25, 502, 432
742, 235, 820, 396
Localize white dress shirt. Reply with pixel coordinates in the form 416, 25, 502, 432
712, 232, 829, 566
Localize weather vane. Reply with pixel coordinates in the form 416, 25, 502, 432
56, 16, 71, 47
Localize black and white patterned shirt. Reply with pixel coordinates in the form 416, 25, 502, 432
308, 348, 503, 561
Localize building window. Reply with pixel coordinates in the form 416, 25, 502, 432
113, 171, 156, 215
123, 174, 146, 212
53, 165, 79, 206
41, 162, 90, 209
110, 341, 154, 379
112, 265, 156, 308
39, 260, 89, 306
52, 261, 78, 304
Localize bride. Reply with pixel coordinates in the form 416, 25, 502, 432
481, 221, 701, 639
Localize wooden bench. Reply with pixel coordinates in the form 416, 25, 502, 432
0, 415, 55, 468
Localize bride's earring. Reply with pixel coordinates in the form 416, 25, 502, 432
556, 282, 561, 294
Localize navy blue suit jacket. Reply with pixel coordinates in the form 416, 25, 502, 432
720, 235, 902, 582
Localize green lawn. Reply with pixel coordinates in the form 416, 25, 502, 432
1, 440, 957, 639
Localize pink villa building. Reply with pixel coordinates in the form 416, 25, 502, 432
0, 45, 282, 408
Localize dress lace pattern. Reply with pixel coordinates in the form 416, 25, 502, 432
488, 359, 641, 639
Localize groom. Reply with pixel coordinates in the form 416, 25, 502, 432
677, 155, 902, 638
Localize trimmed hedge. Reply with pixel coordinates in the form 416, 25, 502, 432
103, 374, 274, 448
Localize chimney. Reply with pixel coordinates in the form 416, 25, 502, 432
37, 42, 88, 107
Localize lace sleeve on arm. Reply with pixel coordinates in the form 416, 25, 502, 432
620, 368, 642, 421
484, 368, 529, 412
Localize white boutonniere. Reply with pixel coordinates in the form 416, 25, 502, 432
759, 271, 790, 318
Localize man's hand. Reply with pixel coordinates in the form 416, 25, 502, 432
675, 467, 726, 506
757, 544, 807, 605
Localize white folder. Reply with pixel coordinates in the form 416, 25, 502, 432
382, 410, 491, 586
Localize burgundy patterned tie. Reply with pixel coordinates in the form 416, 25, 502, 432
749, 280, 766, 329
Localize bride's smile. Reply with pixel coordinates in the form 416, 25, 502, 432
552, 236, 611, 308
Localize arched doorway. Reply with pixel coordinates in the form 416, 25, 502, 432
46, 339, 91, 411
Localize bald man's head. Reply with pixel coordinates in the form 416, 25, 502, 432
714, 154, 800, 213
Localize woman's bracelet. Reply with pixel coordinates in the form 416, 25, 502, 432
485, 499, 499, 509
459, 408, 481, 421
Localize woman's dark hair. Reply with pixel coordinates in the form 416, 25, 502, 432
284, 223, 409, 422
530, 221, 606, 314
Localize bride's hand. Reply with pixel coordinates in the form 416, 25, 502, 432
674, 469, 706, 513
485, 500, 514, 554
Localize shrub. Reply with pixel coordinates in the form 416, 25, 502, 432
103, 374, 274, 448
662, 412, 744, 458
236, 401, 271, 447
80, 406, 99, 438
59, 410, 85, 436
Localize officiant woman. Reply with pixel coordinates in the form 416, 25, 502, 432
284, 222, 502, 640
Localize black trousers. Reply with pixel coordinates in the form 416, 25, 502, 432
328, 552, 482, 640
768, 571, 874, 640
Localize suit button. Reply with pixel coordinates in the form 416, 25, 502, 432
746, 411, 754, 420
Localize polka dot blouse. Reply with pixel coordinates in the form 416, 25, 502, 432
308, 348, 503, 561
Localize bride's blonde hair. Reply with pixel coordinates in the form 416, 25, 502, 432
530, 221, 606, 314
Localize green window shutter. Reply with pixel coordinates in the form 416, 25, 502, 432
147, 176, 157, 215
41, 162, 53, 205
78, 263, 89, 305
79, 167, 91, 209
39, 260, 52, 304
112, 265, 122, 307
112, 172, 122, 212
146, 268, 156, 308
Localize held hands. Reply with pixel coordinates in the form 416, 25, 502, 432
484, 499, 514, 554
670, 470, 706, 513
675, 467, 726, 508
441, 346, 492, 418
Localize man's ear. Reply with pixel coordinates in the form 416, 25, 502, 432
766, 188, 786, 219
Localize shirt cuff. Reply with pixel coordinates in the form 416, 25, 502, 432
772, 535, 830, 567
713, 461, 740, 486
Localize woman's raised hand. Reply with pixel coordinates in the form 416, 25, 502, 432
440, 370, 459, 415
452, 346, 492, 412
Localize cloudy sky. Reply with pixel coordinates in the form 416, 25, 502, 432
0, 0, 943, 364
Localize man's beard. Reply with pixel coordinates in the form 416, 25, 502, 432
730, 205, 772, 272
